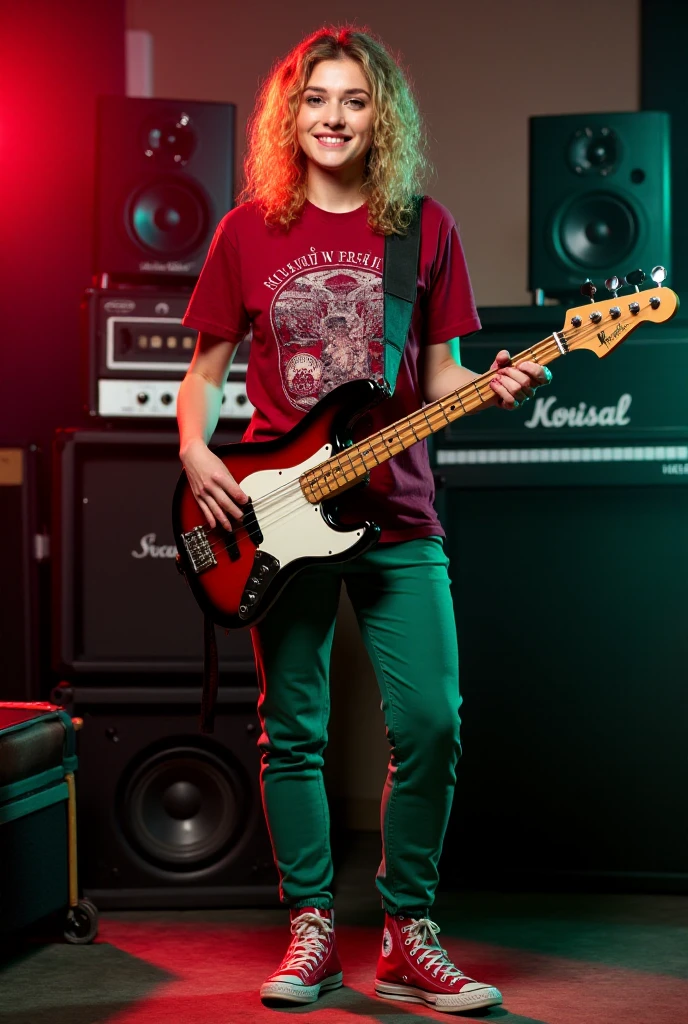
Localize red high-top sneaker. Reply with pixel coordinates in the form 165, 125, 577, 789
375, 912, 502, 1013
260, 907, 343, 1005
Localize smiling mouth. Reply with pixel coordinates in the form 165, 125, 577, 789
314, 136, 351, 147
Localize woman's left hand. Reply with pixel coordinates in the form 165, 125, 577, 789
488, 349, 552, 410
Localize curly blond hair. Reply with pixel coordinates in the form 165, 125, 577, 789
239, 25, 428, 235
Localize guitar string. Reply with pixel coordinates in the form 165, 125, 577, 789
195, 311, 639, 553
241, 314, 606, 519
198, 339, 564, 551
202, 332, 561, 532
203, 315, 605, 530
198, 320, 606, 552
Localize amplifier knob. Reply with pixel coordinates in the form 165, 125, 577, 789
136, 392, 149, 404
236, 393, 247, 405
160, 393, 174, 406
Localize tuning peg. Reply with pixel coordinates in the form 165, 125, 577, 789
651, 265, 667, 287
624, 269, 646, 292
580, 279, 597, 302
604, 275, 620, 297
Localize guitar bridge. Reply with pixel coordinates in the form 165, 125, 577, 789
181, 525, 217, 575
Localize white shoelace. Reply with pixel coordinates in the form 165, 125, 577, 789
402, 917, 469, 985
279, 912, 333, 974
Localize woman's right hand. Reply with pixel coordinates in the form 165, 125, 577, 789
180, 438, 249, 530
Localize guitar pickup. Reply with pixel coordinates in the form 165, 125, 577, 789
181, 525, 217, 575
241, 498, 263, 547
223, 527, 240, 562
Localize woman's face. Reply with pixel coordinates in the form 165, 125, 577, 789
296, 58, 374, 177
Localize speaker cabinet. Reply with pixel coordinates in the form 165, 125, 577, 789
434, 312, 688, 889
439, 481, 688, 887
52, 429, 255, 678
72, 687, 277, 908
529, 112, 671, 301
95, 97, 235, 282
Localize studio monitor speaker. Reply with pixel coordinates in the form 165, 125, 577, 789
528, 111, 671, 301
95, 96, 235, 282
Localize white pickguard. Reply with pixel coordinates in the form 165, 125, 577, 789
241, 444, 365, 569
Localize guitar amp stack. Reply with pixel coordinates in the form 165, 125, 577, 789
47, 97, 278, 910
432, 303, 688, 888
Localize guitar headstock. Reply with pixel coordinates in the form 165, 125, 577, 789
561, 267, 679, 358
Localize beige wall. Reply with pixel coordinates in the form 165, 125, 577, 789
127, 0, 639, 306
126, 0, 640, 825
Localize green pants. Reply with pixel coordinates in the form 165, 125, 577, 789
250, 535, 461, 916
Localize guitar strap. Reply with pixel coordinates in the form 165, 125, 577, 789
383, 195, 424, 393
199, 196, 424, 734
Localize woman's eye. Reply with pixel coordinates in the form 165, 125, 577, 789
347, 99, 365, 109
306, 96, 323, 105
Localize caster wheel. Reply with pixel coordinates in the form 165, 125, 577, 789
64, 897, 99, 944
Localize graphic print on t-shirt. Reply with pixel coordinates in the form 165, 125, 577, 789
270, 265, 384, 411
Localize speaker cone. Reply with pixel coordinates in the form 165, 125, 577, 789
558, 193, 638, 269
127, 178, 210, 258
120, 743, 247, 872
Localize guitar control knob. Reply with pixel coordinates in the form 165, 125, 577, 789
610, 306, 621, 319
571, 316, 582, 328
244, 591, 258, 605
629, 302, 640, 315
136, 392, 149, 404
589, 311, 602, 324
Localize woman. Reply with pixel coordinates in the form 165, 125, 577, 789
178, 25, 549, 1014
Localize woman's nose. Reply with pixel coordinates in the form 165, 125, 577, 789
323, 103, 345, 128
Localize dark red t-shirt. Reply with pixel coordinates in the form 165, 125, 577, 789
182, 198, 481, 542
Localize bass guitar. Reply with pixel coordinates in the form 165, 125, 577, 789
172, 270, 679, 629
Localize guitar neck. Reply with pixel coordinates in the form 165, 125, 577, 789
301, 331, 567, 502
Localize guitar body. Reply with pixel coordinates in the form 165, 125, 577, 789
172, 378, 385, 629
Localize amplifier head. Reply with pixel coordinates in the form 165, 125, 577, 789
83, 288, 252, 421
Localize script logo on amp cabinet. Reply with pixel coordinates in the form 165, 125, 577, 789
524, 393, 632, 429
131, 533, 178, 559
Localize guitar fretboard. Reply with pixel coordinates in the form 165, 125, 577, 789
300, 333, 565, 503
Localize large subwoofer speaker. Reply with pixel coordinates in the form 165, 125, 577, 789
52, 429, 255, 678
528, 112, 671, 301
95, 96, 235, 282
72, 688, 277, 907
